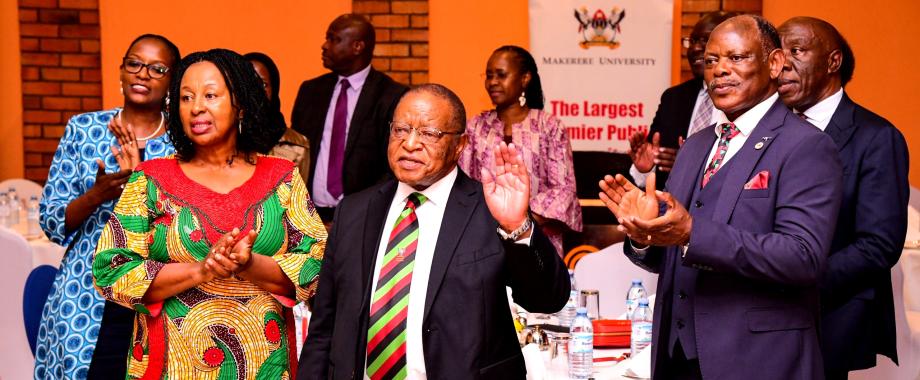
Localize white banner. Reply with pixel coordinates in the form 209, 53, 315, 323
530, 0, 674, 152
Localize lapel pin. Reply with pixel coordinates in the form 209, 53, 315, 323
754, 142, 764, 150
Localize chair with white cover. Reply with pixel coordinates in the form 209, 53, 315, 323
0, 178, 43, 202
0, 227, 37, 378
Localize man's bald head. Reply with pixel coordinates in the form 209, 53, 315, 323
782, 16, 854, 85
322, 14, 376, 75
777, 17, 852, 111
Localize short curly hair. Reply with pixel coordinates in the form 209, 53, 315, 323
166, 48, 285, 161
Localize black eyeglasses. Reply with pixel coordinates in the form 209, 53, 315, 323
681, 37, 707, 49
389, 121, 463, 144
122, 58, 169, 79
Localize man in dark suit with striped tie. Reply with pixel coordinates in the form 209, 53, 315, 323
299, 84, 570, 380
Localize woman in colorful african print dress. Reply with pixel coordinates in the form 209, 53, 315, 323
35, 34, 181, 379
93, 49, 325, 379
459, 45, 581, 256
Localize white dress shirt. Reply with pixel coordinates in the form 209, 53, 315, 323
707, 92, 778, 166
797, 88, 844, 132
312, 64, 372, 207
631, 83, 718, 187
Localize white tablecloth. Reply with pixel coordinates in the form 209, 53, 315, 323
7, 210, 65, 268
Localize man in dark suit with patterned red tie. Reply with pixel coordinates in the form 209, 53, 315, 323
628, 11, 737, 190
778, 17, 909, 380
600, 15, 843, 380
291, 14, 408, 223
299, 84, 569, 379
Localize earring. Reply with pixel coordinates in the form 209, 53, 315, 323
519, 91, 526, 107
119, 81, 124, 95
238, 119, 243, 134
164, 91, 170, 108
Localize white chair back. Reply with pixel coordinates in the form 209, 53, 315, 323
0, 227, 36, 378
573, 242, 658, 319
0, 178, 43, 202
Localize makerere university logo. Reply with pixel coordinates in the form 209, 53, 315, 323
574, 6, 626, 49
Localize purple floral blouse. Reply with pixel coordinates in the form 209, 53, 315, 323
459, 109, 582, 255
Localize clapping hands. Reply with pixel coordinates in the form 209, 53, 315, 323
108, 111, 142, 171
202, 228, 258, 280
598, 172, 692, 247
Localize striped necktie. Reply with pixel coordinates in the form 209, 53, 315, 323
701, 122, 740, 187
367, 192, 427, 380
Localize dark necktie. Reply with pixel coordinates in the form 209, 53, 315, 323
327, 78, 350, 198
701, 122, 740, 187
367, 192, 427, 380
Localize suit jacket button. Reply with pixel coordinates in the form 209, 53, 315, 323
677, 319, 685, 329
678, 291, 687, 300
694, 200, 703, 208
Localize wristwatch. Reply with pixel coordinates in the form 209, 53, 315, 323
499, 218, 533, 241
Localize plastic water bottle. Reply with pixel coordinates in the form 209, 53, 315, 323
558, 269, 578, 326
631, 298, 653, 356
27, 196, 41, 237
292, 302, 309, 357
568, 307, 593, 379
0, 192, 10, 227
6, 188, 20, 225
626, 279, 647, 318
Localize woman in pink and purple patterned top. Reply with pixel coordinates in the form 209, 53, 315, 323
459, 45, 582, 256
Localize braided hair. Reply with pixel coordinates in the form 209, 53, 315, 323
166, 49, 284, 161
243, 52, 288, 138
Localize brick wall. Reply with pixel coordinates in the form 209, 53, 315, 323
353, 0, 428, 86
679, 0, 762, 82
19, 0, 101, 182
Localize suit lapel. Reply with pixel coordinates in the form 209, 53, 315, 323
360, 181, 397, 310
310, 74, 338, 143
825, 94, 859, 151
711, 100, 785, 223
669, 125, 716, 206
423, 172, 479, 322
345, 69, 381, 161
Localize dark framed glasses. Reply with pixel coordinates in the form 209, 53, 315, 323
122, 58, 169, 79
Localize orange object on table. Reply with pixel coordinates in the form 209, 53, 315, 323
592, 319, 631, 348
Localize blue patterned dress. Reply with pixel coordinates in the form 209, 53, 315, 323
35, 108, 174, 379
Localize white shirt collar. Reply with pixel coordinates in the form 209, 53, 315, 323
714, 92, 779, 138
394, 167, 458, 208
338, 64, 372, 91
798, 88, 844, 131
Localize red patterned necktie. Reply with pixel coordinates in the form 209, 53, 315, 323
366, 192, 427, 380
701, 122, 740, 187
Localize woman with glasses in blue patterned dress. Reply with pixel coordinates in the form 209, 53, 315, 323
35, 34, 180, 379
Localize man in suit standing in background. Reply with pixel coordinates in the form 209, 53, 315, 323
291, 14, 408, 222
600, 15, 843, 379
299, 84, 569, 379
628, 11, 737, 190
778, 17, 909, 379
